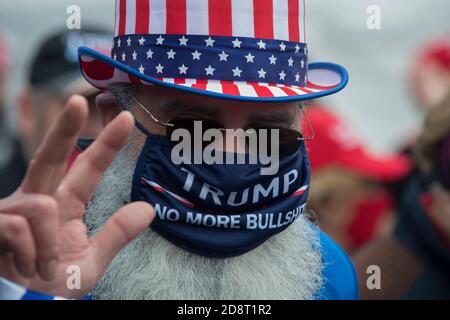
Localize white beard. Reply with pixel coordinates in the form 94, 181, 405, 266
84, 131, 324, 300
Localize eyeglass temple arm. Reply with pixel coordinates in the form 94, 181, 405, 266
131, 95, 175, 127
299, 104, 315, 141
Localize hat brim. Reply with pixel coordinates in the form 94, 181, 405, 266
78, 46, 348, 103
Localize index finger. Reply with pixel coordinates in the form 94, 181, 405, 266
21, 95, 88, 195
59, 111, 134, 207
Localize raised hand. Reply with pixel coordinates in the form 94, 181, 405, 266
0, 95, 154, 298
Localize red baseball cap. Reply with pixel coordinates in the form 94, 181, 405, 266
410, 36, 450, 105
412, 36, 450, 75
304, 106, 413, 182
0, 32, 9, 73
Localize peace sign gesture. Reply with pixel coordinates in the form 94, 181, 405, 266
0, 95, 154, 298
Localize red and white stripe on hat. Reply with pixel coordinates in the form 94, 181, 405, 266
114, 0, 306, 42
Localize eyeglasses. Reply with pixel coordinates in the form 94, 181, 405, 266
130, 95, 315, 156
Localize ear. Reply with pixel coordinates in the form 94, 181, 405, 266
96, 91, 121, 125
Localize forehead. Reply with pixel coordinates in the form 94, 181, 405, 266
135, 85, 299, 118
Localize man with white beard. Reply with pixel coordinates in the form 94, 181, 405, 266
0, 0, 357, 300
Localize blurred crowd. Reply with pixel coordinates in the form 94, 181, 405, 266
0, 27, 449, 299
0, 28, 110, 197
305, 37, 450, 299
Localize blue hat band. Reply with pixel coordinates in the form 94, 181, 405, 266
111, 34, 308, 86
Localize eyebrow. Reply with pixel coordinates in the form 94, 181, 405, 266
159, 101, 296, 126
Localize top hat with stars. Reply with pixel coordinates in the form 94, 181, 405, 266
78, 0, 348, 102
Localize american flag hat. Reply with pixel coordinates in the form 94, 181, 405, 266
78, 0, 349, 102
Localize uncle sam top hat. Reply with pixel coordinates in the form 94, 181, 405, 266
78, 0, 348, 102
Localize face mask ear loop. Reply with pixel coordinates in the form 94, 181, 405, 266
299, 104, 315, 141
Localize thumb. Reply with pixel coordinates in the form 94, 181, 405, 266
91, 202, 155, 272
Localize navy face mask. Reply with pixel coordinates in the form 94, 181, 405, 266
131, 129, 311, 258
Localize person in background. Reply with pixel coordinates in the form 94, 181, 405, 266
0, 28, 111, 198
16, 28, 112, 162
398, 36, 450, 177
304, 106, 413, 252
0, 31, 27, 198
353, 88, 450, 299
